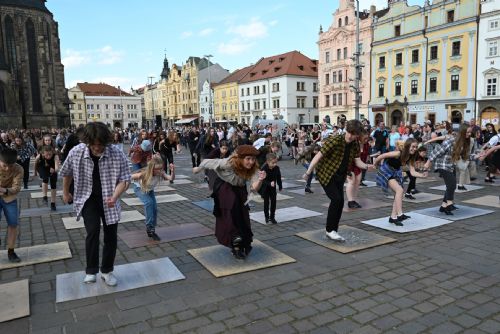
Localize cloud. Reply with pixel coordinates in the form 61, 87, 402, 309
217, 41, 254, 56
199, 28, 215, 36
227, 17, 268, 39
97, 46, 123, 65
62, 49, 90, 68
180, 31, 193, 39
269, 20, 278, 27
91, 76, 135, 90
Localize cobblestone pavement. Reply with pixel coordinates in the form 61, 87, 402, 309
1, 147, 500, 333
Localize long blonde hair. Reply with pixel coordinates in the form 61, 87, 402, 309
139, 156, 164, 192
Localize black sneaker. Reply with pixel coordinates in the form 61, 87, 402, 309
411, 189, 420, 194
304, 187, 313, 194
150, 232, 161, 241
232, 248, 246, 260
8, 251, 21, 263
42, 196, 48, 204
265, 217, 270, 224
270, 218, 278, 224
389, 217, 403, 226
398, 214, 411, 221
457, 185, 467, 191
50, 203, 56, 211
448, 204, 459, 211
169, 180, 174, 184
439, 206, 453, 215
359, 181, 367, 187
405, 193, 416, 200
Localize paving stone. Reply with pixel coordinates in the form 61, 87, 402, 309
429, 322, 463, 334
109, 307, 152, 328
451, 314, 481, 328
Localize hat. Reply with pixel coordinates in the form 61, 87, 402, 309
236, 145, 259, 158
140, 140, 152, 152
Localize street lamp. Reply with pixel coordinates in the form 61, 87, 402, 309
204, 54, 213, 127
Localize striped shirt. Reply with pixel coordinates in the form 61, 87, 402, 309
59, 143, 131, 224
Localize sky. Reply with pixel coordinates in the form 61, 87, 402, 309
48, 0, 420, 90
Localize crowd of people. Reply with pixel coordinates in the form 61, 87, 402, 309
0, 117, 499, 285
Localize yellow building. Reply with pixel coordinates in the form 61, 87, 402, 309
213, 66, 254, 122
369, 0, 479, 126
68, 86, 87, 127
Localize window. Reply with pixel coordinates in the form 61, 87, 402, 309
254, 101, 260, 110
272, 83, 280, 92
425, 16, 429, 28
246, 88, 250, 96
254, 86, 260, 95
490, 20, 499, 30
379, 56, 386, 69
313, 97, 318, 108
345, 16, 349, 25
452, 41, 461, 56
262, 85, 266, 94
297, 82, 305, 91
358, 69, 363, 81
325, 51, 330, 63
343, 47, 348, 59
337, 48, 341, 60
338, 18, 342, 27
338, 93, 343, 106
0, 86, 6, 114
313, 83, 318, 92
325, 73, 330, 85
338, 70, 343, 82
332, 94, 337, 106
241, 102, 245, 111
358, 43, 363, 53
411, 80, 418, 95
396, 53, 403, 66
105, 104, 109, 109
78, 104, 82, 110
451, 75, 459, 91
487, 78, 497, 96
332, 72, 337, 83
296, 97, 305, 108
429, 77, 437, 93
412, 49, 419, 63
430, 45, 438, 60
241, 88, 244, 97
26, 19, 42, 113
395, 82, 402, 96
489, 41, 498, 57
273, 99, 280, 108
378, 84, 384, 97
263, 100, 266, 109
247, 102, 250, 111
447, 10, 455, 23
325, 95, 330, 107
395, 25, 401, 37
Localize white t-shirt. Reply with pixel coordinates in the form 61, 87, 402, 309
253, 138, 266, 149
488, 134, 500, 147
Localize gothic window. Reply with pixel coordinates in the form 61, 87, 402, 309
0, 84, 6, 113
26, 19, 43, 113
5, 16, 17, 74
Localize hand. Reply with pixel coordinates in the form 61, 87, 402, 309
258, 170, 266, 181
422, 171, 429, 178
302, 173, 310, 181
63, 192, 73, 204
424, 161, 432, 171
169, 163, 175, 171
271, 181, 275, 187
192, 153, 197, 158
192, 167, 201, 174
50, 168, 55, 174
105, 197, 117, 208
366, 164, 376, 171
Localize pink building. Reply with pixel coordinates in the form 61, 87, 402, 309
318, 0, 380, 123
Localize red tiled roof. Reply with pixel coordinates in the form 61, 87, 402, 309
77, 82, 132, 96
213, 65, 255, 87
239, 51, 317, 83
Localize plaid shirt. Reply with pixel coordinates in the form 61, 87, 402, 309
59, 143, 131, 224
317, 134, 360, 186
12, 143, 36, 163
428, 137, 455, 172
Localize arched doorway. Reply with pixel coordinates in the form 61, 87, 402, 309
391, 110, 402, 126
451, 110, 462, 124
114, 121, 122, 129
481, 107, 499, 130
375, 113, 384, 125
324, 115, 331, 124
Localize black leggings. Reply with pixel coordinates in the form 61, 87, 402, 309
38, 167, 58, 189
322, 177, 345, 232
18, 159, 30, 187
262, 188, 277, 219
161, 150, 174, 174
439, 169, 456, 203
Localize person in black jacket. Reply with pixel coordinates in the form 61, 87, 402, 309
188, 126, 201, 167
259, 153, 282, 224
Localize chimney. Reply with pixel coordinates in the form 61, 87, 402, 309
370, 5, 376, 16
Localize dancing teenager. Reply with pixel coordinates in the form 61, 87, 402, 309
159, 131, 181, 183
374, 139, 428, 226
131, 156, 175, 241
303, 120, 373, 241
346, 131, 370, 208
11, 136, 36, 189
193, 145, 265, 259
34, 145, 60, 211
0, 148, 23, 262
60, 122, 130, 286
424, 124, 471, 215
295, 144, 321, 193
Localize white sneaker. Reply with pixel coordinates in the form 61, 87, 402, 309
326, 230, 346, 242
101, 272, 117, 286
83, 274, 96, 284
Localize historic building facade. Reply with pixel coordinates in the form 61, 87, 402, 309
318, 0, 376, 123
0, 0, 70, 129
477, 0, 500, 130
369, 0, 479, 126
68, 85, 86, 127
238, 51, 319, 125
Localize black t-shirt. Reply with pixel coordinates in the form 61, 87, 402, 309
386, 157, 402, 170
373, 129, 388, 150
89, 152, 103, 203
335, 142, 353, 179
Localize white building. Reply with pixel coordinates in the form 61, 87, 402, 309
199, 80, 212, 124
75, 83, 142, 129
477, 0, 500, 129
238, 51, 319, 125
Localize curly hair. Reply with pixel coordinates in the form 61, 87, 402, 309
229, 154, 259, 180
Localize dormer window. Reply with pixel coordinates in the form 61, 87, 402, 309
279, 57, 285, 62
298, 65, 304, 70
268, 60, 274, 65
447, 10, 455, 23
274, 67, 281, 72
395, 25, 401, 37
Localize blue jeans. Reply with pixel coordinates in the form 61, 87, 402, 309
131, 163, 142, 172
303, 163, 314, 188
0, 198, 18, 227
133, 185, 157, 229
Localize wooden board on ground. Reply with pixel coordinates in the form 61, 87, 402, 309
412, 205, 494, 221
122, 194, 188, 206
118, 223, 213, 248
429, 184, 484, 193
249, 193, 293, 203
56, 257, 185, 303
463, 195, 500, 208
280, 182, 302, 189
250, 206, 322, 225
0, 279, 29, 323
187, 239, 296, 278
297, 226, 397, 253
0, 242, 72, 270
402, 192, 443, 203
62, 210, 145, 230
20, 204, 73, 218
192, 199, 214, 212
361, 212, 453, 233
321, 198, 391, 212
31, 190, 63, 199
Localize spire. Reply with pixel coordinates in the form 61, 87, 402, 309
160, 51, 170, 80
319, 25, 323, 34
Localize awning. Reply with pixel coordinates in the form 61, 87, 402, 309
174, 117, 198, 125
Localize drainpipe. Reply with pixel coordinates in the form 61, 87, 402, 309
474, 13, 480, 121
423, 28, 429, 104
